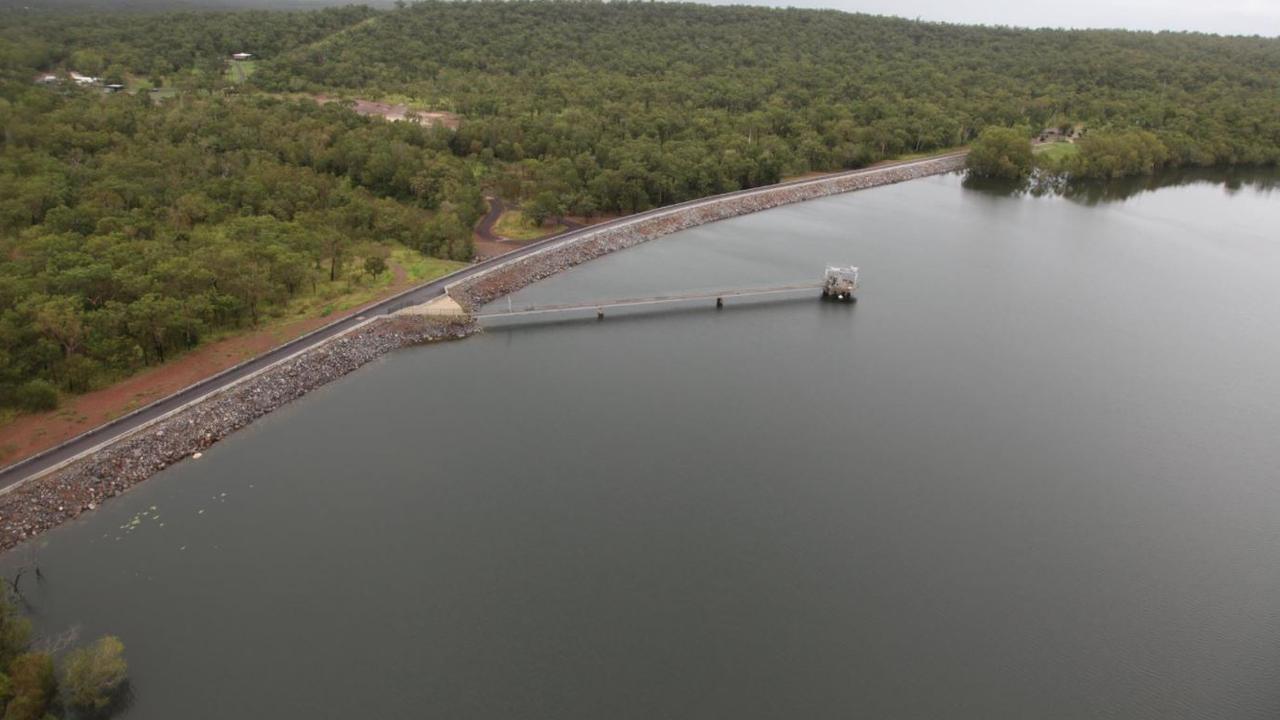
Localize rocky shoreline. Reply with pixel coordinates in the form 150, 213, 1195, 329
0, 316, 476, 552
0, 154, 962, 553
449, 154, 966, 309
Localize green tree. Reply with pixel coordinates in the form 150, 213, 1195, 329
61, 636, 128, 714
1071, 130, 1170, 179
13, 381, 58, 413
0, 595, 31, 671
522, 191, 563, 227
2, 653, 54, 720
33, 296, 86, 360
966, 127, 1034, 180
363, 254, 388, 278
2, 0, 1280, 415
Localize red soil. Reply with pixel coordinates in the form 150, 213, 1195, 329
0, 264, 416, 467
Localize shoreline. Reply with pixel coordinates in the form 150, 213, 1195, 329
0, 316, 476, 552
0, 254, 465, 474
0, 152, 965, 553
448, 154, 966, 309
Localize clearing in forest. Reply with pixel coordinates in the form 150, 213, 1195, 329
312, 95, 460, 128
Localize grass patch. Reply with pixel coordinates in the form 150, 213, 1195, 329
380, 92, 449, 112
1034, 141, 1079, 173
779, 170, 830, 183
148, 87, 179, 103
1034, 141, 1079, 161
258, 246, 460, 326
389, 246, 467, 281
125, 74, 153, 92
493, 209, 565, 241
226, 60, 256, 84
893, 145, 970, 162
197, 245, 464, 342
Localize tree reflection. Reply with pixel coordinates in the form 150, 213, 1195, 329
962, 167, 1279, 204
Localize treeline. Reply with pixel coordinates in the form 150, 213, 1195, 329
0, 81, 478, 412
2, 0, 1280, 415
968, 126, 1184, 181
0, 586, 128, 719
252, 0, 1280, 212
1068, 131, 1172, 179
0, 4, 375, 83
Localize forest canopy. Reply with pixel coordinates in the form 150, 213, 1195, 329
1, 0, 1279, 416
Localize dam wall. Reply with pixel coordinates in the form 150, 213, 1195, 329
447, 153, 967, 309
0, 316, 476, 552
0, 152, 964, 552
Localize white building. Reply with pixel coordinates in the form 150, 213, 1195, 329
231, 52, 253, 61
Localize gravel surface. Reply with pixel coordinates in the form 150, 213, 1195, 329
0, 316, 475, 551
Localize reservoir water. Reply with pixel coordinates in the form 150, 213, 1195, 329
6, 170, 1280, 719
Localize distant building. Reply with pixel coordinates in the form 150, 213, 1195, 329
104, 83, 126, 93
35, 74, 59, 84
231, 52, 253, 61
69, 71, 99, 85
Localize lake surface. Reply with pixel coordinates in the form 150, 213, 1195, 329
7, 170, 1280, 719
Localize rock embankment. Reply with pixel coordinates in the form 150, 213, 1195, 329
0, 153, 963, 553
449, 154, 966, 309
0, 316, 475, 552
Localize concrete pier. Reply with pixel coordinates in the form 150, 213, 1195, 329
476, 283, 824, 322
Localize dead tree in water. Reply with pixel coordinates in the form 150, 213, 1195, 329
34, 624, 80, 656
7, 549, 43, 600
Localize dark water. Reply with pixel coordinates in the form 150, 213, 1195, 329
6, 171, 1280, 719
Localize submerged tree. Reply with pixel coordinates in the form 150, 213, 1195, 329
2, 652, 55, 720
61, 636, 128, 714
0, 588, 128, 719
0, 593, 32, 672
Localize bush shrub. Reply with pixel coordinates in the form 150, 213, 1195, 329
13, 381, 57, 413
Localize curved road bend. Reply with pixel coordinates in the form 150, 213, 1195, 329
0, 151, 965, 491
474, 196, 507, 243
475, 197, 584, 246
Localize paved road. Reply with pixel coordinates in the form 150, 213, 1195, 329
0, 229, 574, 491
475, 197, 584, 246
474, 196, 507, 243
0, 152, 964, 491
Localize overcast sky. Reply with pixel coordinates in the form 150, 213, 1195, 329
694, 0, 1280, 37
